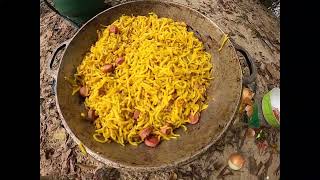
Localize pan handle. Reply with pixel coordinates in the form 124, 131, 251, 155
47, 39, 71, 79
230, 40, 257, 85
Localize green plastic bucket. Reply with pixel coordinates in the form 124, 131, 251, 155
262, 88, 280, 128
43, 0, 108, 27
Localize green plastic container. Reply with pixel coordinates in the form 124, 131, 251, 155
262, 88, 280, 128
248, 102, 260, 128
43, 0, 108, 27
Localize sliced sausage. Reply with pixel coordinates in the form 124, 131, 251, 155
189, 112, 200, 124
139, 127, 152, 140
79, 86, 89, 97
133, 110, 140, 120
87, 109, 98, 122
98, 88, 106, 96
109, 25, 119, 34
144, 135, 160, 148
116, 57, 125, 65
160, 125, 171, 135
101, 64, 114, 73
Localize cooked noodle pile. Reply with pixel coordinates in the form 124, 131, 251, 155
75, 13, 213, 146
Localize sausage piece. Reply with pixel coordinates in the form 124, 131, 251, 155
79, 86, 89, 97
160, 125, 171, 135
101, 64, 113, 73
98, 88, 106, 96
144, 135, 160, 148
109, 25, 119, 34
139, 127, 152, 140
116, 57, 125, 65
189, 112, 200, 124
87, 109, 98, 122
133, 110, 140, 120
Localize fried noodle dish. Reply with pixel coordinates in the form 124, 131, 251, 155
72, 13, 213, 147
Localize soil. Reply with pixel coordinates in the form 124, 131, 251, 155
40, 0, 280, 179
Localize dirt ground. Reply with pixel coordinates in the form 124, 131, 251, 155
40, 0, 280, 179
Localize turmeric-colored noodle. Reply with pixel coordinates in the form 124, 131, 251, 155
75, 13, 213, 146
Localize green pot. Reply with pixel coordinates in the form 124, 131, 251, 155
43, 0, 109, 27
262, 88, 280, 128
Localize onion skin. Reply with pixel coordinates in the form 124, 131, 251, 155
246, 128, 256, 138
245, 105, 253, 117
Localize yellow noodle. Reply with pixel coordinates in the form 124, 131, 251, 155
75, 13, 213, 146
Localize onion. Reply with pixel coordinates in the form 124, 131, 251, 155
228, 153, 245, 170
246, 128, 256, 138
242, 88, 254, 105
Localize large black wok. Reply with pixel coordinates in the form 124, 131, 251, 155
47, 0, 256, 171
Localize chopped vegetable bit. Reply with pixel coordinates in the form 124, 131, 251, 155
65, 76, 81, 96
78, 142, 87, 156
72, 86, 80, 95
218, 33, 229, 52
64, 76, 78, 87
